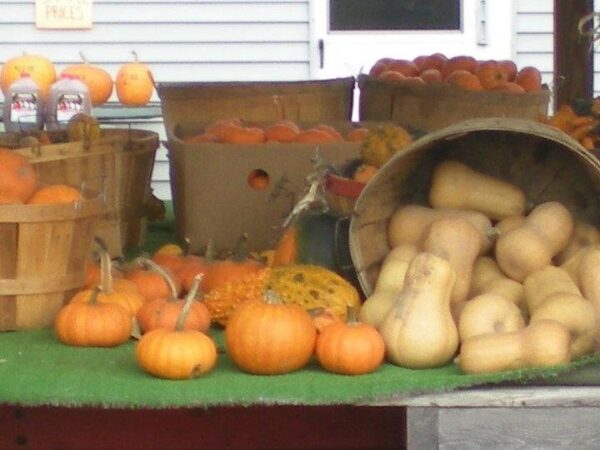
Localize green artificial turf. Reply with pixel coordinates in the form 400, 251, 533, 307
0, 328, 598, 409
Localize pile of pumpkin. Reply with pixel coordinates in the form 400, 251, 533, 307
54, 234, 387, 380
369, 53, 543, 94
0, 147, 87, 205
360, 159, 600, 374
540, 104, 600, 151
0, 51, 154, 107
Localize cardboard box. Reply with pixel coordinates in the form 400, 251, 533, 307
158, 78, 356, 135
358, 74, 550, 132
166, 122, 363, 253
158, 78, 364, 253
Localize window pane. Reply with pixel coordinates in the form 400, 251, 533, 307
329, 0, 461, 31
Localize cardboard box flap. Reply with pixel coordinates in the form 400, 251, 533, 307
158, 78, 356, 137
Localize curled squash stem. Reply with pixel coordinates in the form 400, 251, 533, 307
175, 275, 203, 331
136, 256, 179, 301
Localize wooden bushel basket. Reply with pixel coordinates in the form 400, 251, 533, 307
358, 74, 551, 132
0, 194, 106, 331
349, 117, 600, 297
1, 129, 159, 254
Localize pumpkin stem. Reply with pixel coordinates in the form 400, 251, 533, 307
88, 285, 102, 305
96, 238, 114, 295
175, 275, 203, 331
230, 233, 251, 263
345, 305, 358, 324
264, 289, 282, 305
136, 257, 179, 302
131, 50, 139, 63
79, 50, 89, 64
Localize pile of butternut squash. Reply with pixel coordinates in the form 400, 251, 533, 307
361, 159, 600, 374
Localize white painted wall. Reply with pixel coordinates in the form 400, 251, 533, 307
0, 0, 312, 200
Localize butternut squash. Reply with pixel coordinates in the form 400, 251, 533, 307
469, 256, 524, 309
495, 201, 574, 282
428, 160, 527, 221
573, 246, 600, 316
379, 252, 458, 369
555, 220, 600, 265
387, 204, 495, 254
422, 217, 482, 303
458, 320, 571, 374
524, 266, 595, 358
530, 293, 597, 358
494, 215, 526, 236
523, 266, 581, 315
458, 293, 525, 342
359, 244, 419, 328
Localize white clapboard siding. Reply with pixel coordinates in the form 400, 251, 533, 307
0, 0, 311, 200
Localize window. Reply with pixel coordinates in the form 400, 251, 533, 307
329, 0, 461, 32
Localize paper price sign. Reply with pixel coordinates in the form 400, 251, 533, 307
36, 0, 93, 29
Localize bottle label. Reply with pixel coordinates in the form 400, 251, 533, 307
56, 93, 84, 123
10, 93, 39, 124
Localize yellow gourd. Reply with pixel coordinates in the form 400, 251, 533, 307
422, 217, 482, 303
359, 244, 419, 328
458, 320, 572, 374
495, 201, 574, 282
429, 160, 527, 221
379, 252, 458, 369
387, 204, 495, 254
458, 293, 525, 342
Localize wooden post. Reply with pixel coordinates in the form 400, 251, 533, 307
554, 0, 594, 111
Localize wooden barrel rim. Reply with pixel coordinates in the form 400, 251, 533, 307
349, 117, 600, 296
0, 273, 84, 295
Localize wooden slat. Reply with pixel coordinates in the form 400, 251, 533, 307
554, 0, 594, 110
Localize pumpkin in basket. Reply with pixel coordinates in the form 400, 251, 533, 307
0, 148, 39, 203
28, 184, 83, 205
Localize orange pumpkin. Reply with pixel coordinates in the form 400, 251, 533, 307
225, 291, 317, 375
315, 307, 385, 375
125, 256, 182, 301
28, 184, 82, 205
55, 287, 132, 347
61, 52, 113, 106
135, 259, 210, 333
201, 234, 264, 293
136, 288, 218, 380
0, 148, 38, 203
1, 53, 56, 98
115, 51, 154, 106
72, 246, 145, 316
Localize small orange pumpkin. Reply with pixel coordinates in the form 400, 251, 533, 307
72, 245, 145, 316
1, 52, 56, 98
115, 51, 154, 106
135, 259, 211, 334
315, 306, 385, 375
61, 51, 114, 106
136, 284, 218, 380
201, 234, 264, 293
0, 148, 38, 203
124, 256, 182, 301
225, 290, 317, 375
54, 287, 132, 347
28, 184, 82, 205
